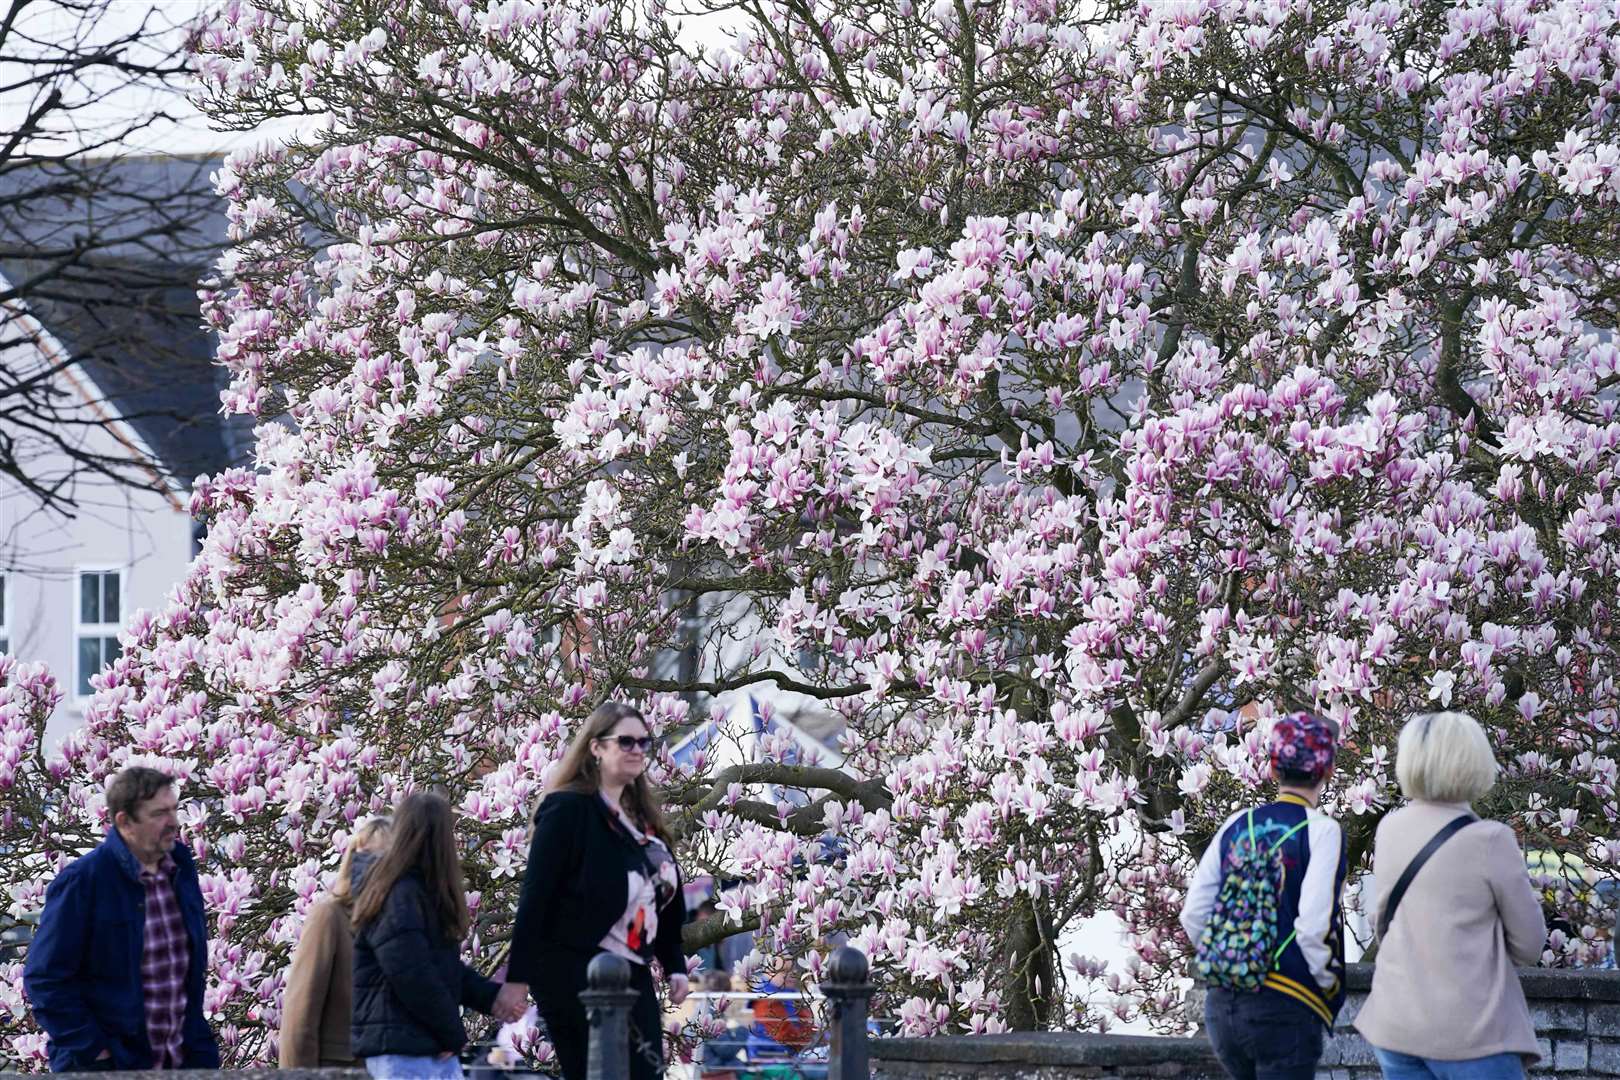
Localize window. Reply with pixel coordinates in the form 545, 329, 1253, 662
673, 594, 702, 684
75, 570, 122, 697
0, 574, 8, 654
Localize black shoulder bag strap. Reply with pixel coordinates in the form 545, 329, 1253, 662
1376, 814, 1475, 940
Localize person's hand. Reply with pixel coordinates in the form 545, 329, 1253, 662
95, 1050, 111, 1061
668, 972, 690, 1006
436, 1050, 456, 1061
494, 981, 530, 1023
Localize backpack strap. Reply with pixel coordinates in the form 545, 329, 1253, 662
1264, 816, 1312, 964
1376, 814, 1475, 941
1269, 817, 1310, 854
1241, 808, 1306, 849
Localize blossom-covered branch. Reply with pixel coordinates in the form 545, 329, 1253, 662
6, 0, 1620, 1066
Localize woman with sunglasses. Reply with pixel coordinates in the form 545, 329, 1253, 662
506, 702, 689, 1080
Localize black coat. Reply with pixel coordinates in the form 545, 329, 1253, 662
506, 790, 686, 993
351, 872, 499, 1059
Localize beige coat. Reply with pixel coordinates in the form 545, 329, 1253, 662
1354, 801, 1547, 1063
279, 897, 358, 1068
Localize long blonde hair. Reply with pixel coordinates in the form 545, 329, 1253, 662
330, 816, 392, 905
546, 701, 672, 845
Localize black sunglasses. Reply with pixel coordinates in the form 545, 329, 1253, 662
597, 734, 654, 752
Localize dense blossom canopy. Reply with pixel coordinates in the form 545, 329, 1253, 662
6, 0, 1620, 1066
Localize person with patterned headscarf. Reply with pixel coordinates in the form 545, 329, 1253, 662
1181, 711, 1349, 1080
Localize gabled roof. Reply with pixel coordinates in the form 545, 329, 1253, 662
1, 258, 239, 487
0, 155, 229, 261
0, 155, 246, 489
670, 694, 845, 771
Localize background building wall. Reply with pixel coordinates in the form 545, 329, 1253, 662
0, 344, 197, 748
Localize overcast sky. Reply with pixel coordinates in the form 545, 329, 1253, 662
7, 0, 749, 160
2, 0, 298, 159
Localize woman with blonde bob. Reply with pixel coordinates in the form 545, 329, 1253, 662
1356, 711, 1547, 1079
505, 701, 689, 1080
279, 816, 392, 1068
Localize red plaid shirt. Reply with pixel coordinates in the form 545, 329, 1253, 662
139, 854, 190, 1069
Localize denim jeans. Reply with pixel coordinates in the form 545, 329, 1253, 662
1204, 987, 1325, 1080
365, 1054, 466, 1079
1372, 1047, 1525, 1080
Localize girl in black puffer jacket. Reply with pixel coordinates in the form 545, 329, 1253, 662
350, 792, 526, 1079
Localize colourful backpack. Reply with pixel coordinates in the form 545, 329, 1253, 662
1195, 810, 1309, 991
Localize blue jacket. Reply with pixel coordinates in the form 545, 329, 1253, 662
23, 829, 220, 1072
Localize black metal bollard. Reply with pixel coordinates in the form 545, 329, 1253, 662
823, 946, 874, 1080
581, 952, 639, 1080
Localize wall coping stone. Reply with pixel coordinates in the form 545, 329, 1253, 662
0, 1072, 366, 1079
872, 965, 1620, 1073
872, 1031, 1218, 1067
1342, 963, 1620, 1002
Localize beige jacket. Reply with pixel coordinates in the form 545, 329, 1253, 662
1354, 801, 1547, 1063
279, 897, 358, 1068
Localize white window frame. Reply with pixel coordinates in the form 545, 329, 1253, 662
74, 567, 125, 701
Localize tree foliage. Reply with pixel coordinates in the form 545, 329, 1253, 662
6, 0, 1620, 1066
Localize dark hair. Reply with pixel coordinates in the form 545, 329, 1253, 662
1276, 768, 1321, 786
351, 792, 469, 940
545, 701, 671, 845
106, 767, 173, 823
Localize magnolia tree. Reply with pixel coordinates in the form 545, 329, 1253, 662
5, 0, 1620, 1067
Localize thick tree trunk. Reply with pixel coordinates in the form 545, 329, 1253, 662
1003, 896, 1057, 1030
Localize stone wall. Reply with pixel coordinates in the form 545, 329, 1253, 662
1323, 965, 1620, 1078
871, 965, 1620, 1080
11, 966, 1620, 1079
0, 1073, 366, 1079
870, 1030, 1225, 1080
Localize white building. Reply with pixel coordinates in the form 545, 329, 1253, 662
0, 156, 238, 745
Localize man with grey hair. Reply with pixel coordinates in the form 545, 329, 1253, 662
23, 766, 220, 1072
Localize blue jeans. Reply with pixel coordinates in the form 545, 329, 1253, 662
365, 1054, 465, 1079
1204, 987, 1325, 1080
1373, 1048, 1525, 1080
